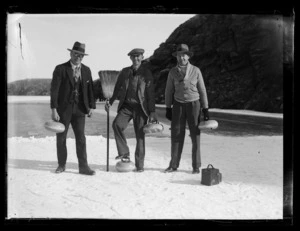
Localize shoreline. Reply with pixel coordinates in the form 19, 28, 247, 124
7, 95, 283, 119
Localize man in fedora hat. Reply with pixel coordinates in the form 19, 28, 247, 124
164, 44, 209, 174
105, 48, 157, 172
50, 41, 96, 175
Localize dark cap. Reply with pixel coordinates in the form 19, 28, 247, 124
128, 48, 145, 56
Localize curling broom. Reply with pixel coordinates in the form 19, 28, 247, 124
98, 70, 119, 172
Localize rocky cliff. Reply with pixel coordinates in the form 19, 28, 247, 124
144, 14, 293, 113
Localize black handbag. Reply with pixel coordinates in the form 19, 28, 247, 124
201, 164, 222, 186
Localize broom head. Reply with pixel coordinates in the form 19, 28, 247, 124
98, 70, 119, 99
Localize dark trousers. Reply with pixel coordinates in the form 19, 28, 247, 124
169, 100, 201, 169
56, 103, 88, 168
112, 103, 148, 169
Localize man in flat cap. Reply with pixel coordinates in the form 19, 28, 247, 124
105, 48, 157, 172
50, 41, 96, 175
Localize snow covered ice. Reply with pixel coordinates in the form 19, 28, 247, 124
7, 132, 283, 219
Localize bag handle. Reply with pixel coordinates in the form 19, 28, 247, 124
207, 164, 214, 169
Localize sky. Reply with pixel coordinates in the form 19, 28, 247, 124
6, 13, 195, 83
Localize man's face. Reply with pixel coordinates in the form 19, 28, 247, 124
176, 53, 190, 66
70, 51, 84, 65
130, 54, 143, 67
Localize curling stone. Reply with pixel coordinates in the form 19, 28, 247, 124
44, 120, 65, 133
198, 120, 218, 130
115, 160, 135, 172
143, 121, 164, 134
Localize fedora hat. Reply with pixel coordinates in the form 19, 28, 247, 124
172, 44, 193, 57
67, 41, 88, 55
128, 48, 145, 56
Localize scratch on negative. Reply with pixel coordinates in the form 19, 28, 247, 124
19, 23, 24, 60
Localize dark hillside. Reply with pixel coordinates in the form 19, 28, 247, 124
7, 79, 51, 95
144, 14, 293, 113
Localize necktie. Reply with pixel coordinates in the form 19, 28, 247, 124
132, 68, 137, 76
74, 66, 80, 82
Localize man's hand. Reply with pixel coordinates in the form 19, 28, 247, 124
104, 100, 111, 112
166, 107, 172, 121
87, 108, 94, 117
202, 108, 209, 121
149, 112, 158, 123
51, 108, 60, 121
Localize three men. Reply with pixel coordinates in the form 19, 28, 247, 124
50, 42, 209, 174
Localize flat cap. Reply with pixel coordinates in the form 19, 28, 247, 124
128, 48, 145, 56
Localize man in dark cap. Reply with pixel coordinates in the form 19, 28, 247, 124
164, 44, 209, 174
105, 48, 157, 172
50, 41, 96, 175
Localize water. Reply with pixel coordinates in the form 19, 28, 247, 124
7, 96, 135, 138
7, 96, 283, 137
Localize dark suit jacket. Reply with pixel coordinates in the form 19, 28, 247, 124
109, 65, 155, 117
50, 61, 96, 114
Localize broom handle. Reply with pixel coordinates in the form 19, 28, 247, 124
107, 98, 109, 172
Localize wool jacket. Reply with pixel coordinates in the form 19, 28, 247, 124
109, 65, 155, 117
